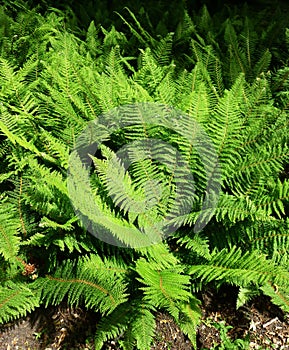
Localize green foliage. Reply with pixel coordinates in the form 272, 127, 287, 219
0, 281, 40, 323
0, 1, 289, 349
33, 254, 128, 314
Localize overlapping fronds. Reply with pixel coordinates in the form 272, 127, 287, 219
1, 2, 289, 349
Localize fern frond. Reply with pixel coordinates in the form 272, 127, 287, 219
178, 80, 210, 124
177, 231, 211, 260
230, 143, 289, 191
134, 48, 167, 94
0, 281, 40, 323
176, 298, 202, 349
208, 74, 246, 174
189, 247, 289, 289
224, 19, 247, 82
0, 199, 21, 261
94, 302, 132, 350
137, 242, 179, 268
130, 303, 156, 350
214, 194, 267, 223
25, 157, 68, 196
253, 48, 272, 78
245, 219, 289, 263
38, 128, 70, 168
68, 150, 160, 247
34, 254, 128, 314
236, 286, 260, 309
190, 40, 224, 98
136, 259, 191, 319
261, 283, 289, 313
153, 33, 174, 66
90, 146, 147, 217
116, 7, 154, 48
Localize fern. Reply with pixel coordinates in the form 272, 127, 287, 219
189, 247, 289, 289
1, 3, 289, 349
0, 199, 21, 261
33, 254, 128, 314
0, 281, 40, 323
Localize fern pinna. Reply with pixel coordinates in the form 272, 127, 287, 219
0, 2, 289, 349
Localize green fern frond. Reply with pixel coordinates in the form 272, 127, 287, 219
116, 7, 154, 48
261, 283, 289, 313
130, 304, 156, 350
177, 231, 211, 260
34, 254, 128, 314
236, 286, 260, 309
134, 48, 167, 94
94, 302, 133, 350
152, 33, 174, 66
155, 64, 177, 104
136, 259, 191, 318
208, 74, 245, 171
25, 157, 68, 196
90, 146, 147, 217
0, 200, 21, 261
253, 48, 272, 78
68, 150, 160, 247
190, 40, 224, 98
137, 242, 179, 268
38, 128, 70, 168
245, 219, 289, 263
176, 298, 202, 349
0, 281, 40, 323
178, 80, 210, 124
255, 179, 289, 219
224, 19, 247, 81
189, 247, 289, 289
214, 194, 267, 223
230, 143, 289, 190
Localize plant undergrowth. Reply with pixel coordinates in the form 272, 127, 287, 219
1, 1, 289, 349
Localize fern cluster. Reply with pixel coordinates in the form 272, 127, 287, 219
1, 2, 289, 349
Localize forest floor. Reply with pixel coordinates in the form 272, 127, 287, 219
1, 286, 289, 350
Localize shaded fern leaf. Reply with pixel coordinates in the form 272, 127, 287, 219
94, 302, 133, 350
261, 283, 289, 313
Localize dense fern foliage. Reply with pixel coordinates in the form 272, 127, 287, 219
1, 1, 289, 349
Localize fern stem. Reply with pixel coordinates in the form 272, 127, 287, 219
45, 275, 116, 304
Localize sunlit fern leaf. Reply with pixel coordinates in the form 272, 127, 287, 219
130, 304, 156, 350
33, 254, 128, 314
189, 247, 289, 288
177, 231, 211, 260
176, 298, 202, 349
136, 258, 192, 319
0, 281, 40, 323
0, 200, 21, 261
